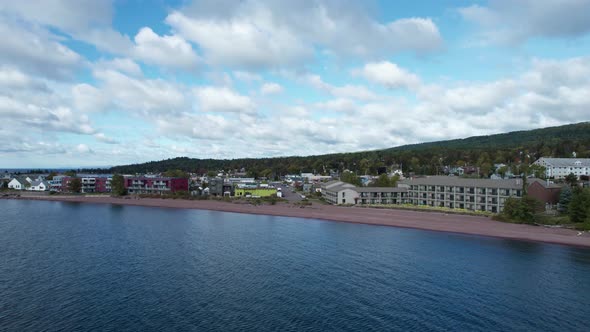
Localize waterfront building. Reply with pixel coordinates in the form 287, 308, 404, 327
533, 157, 590, 179
398, 176, 526, 213
321, 181, 359, 205
28, 180, 49, 191
7, 177, 29, 190
234, 184, 277, 197
80, 176, 112, 193
124, 177, 188, 194
355, 187, 408, 205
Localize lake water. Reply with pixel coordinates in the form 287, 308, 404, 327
1, 200, 589, 331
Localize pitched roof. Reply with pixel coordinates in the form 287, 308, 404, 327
535, 157, 590, 167
10, 176, 29, 185
30, 180, 48, 187
398, 176, 528, 189
354, 187, 407, 193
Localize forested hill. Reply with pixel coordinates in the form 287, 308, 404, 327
106, 122, 590, 176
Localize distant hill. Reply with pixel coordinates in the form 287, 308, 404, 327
106, 122, 590, 177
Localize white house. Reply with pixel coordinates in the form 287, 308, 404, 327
29, 180, 49, 191
533, 157, 590, 179
321, 180, 358, 205
8, 177, 29, 190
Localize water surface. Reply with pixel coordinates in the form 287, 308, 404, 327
1, 200, 589, 331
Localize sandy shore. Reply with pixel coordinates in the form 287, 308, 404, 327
5, 195, 590, 248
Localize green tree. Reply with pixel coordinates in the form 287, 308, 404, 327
111, 174, 126, 196
340, 170, 361, 186
528, 164, 546, 179
569, 187, 590, 223
558, 186, 572, 213
68, 178, 82, 193
163, 169, 189, 178
497, 166, 509, 178
207, 170, 218, 177
501, 196, 543, 224
64, 170, 77, 177
371, 174, 392, 187
370, 174, 399, 187
46, 172, 57, 180
564, 173, 578, 187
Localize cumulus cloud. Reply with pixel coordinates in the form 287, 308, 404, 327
76, 144, 93, 154
195, 87, 256, 114
354, 61, 421, 90
459, 0, 590, 45
260, 82, 283, 95
132, 27, 200, 69
166, 0, 442, 69
0, 18, 82, 80
93, 69, 189, 114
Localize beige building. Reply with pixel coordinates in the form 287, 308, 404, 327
398, 176, 525, 213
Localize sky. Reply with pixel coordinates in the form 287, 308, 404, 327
1, 0, 590, 168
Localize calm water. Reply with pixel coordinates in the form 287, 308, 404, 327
1, 200, 589, 331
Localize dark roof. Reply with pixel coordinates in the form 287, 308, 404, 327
354, 187, 407, 193
398, 176, 528, 189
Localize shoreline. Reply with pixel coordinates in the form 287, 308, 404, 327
4, 195, 590, 248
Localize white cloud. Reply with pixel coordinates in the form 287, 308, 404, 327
132, 27, 200, 69
76, 144, 93, 154
93, 69, 189, 114
195, 87, 256, 114
166, 1, 442, 69
94, 133, 119, 144
233, 71, 262, 82
459, 0, 590, 45
305, 74, 378, 101
260, 82, 283, 95
354, 61, 421, 90
166, 10, 310, 69
0, 18, 82, 80
95, 58, 142, 77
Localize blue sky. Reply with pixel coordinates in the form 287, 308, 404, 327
1, 0, 590, 168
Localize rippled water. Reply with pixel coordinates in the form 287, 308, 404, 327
1, 200, 589, 331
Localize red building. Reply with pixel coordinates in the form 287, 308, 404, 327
527, 179, 563, 207
81, 176, 112, 193
124, 177, 188, 195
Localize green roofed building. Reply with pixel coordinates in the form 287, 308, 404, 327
234, 187, 277, 197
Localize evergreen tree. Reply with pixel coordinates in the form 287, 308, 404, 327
569, 187, 590, 223
111, 174, 126, 196
558, 186, 572, 213
68, 178, 82, 193
564, 173, 578, 187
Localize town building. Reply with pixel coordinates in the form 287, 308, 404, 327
355, 187, 408, 205
208, 178, 233, 196
124, 177, 188, 195
28, 180, 49, 191
49, 176, 66, 192
80, 176, 112, 193
321, 180, 408, 205
8, 177, 30, 190
527, 179, 564, 208
533, 157, 590, 179
398, 176, 527, 213
234, 183, 277, 197
321, 181, 358, 205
